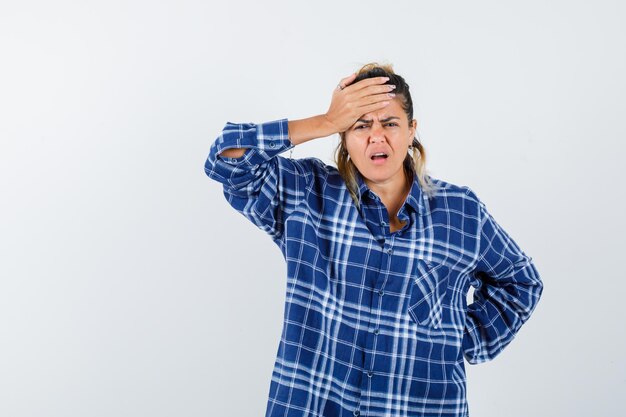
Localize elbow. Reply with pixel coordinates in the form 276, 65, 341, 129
204, 156, 219, 180
204, 154, 230, 185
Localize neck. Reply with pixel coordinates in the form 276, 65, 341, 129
366, 167, 412, 221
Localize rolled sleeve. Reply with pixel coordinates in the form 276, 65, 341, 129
211, 118, 293, 166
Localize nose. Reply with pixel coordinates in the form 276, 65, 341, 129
369, 123, 385, 144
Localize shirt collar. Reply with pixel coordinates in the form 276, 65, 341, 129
355, 168, 427, 215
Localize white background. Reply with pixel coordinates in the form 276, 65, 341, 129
1, 1, 624, 416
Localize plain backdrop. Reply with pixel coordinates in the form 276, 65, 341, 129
1, 1, 624, 416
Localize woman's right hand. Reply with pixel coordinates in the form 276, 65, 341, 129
286, 74, 396, 146
323, 73, 396, 133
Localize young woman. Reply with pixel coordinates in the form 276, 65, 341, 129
204, 63, 544, 417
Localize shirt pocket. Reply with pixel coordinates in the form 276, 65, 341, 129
407, 261, 451, 330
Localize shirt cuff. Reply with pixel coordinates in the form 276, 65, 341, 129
216, 118, 294, 166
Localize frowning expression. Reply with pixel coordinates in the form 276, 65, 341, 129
344, 99, 417, 187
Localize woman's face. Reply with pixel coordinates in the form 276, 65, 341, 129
344, 98, 417, 188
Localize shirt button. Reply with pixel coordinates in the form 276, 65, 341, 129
367, 371, 373, 377
353, 410, 360, 416
378, 289, 384, 296
386, 248, 393, 255
373, 329, 379, 335
380, 221, 387, 227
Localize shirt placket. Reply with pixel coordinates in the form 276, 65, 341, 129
354, 195, 395, 417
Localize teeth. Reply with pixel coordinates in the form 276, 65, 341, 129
373, 153, 386, 157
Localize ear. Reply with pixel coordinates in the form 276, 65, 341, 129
409, 119, 417, 141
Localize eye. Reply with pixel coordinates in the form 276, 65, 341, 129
384, 122, 399, 127
354, 124, 369, 130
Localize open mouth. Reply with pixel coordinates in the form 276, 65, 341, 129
371, 152, 388, 161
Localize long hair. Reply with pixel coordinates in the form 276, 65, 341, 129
334, 63, 437, 206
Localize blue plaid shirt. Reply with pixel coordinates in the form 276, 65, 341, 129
204, 119, 543, 417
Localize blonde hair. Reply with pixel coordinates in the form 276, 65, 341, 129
334, 63, 437, 206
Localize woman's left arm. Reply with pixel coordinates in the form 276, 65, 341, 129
461, 188, 545, 364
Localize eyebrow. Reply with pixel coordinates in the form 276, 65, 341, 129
355, 116, 400, 124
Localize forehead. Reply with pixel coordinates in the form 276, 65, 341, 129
359, 98, 406, 121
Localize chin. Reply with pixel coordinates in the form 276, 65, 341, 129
361, 165, 403, 183
361, 170, 394, 184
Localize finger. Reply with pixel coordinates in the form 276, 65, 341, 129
336, 73, 356, 90
348, 76, 390, 92
356, 100, 390, 114
354, 83, 396, 98
356, 91, 396, 108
